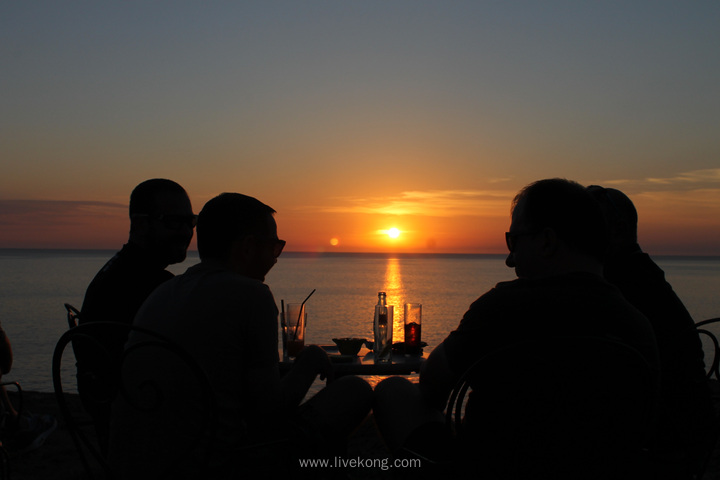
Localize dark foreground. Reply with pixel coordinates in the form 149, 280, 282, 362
6, 389, 720, 480
5, 390, 396, 479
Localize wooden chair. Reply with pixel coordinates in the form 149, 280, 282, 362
444, 336, 658, 480
52, 321, 218, 480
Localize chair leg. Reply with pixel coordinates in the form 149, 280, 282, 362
0, 443, 9, 480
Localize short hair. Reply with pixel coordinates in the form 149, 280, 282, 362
197, 193, 276, 261
512, 178, 608, 261
129, 179, 189, 216
587, 186, 639, 245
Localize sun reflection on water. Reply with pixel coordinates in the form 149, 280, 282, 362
382, 258, 407, 344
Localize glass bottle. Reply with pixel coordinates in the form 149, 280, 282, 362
374, 291, 393, 362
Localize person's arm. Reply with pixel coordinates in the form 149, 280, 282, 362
244, 364, 284, 435
279, 345, 333, 410
238, 283, 286, 433
419, 343, 459, 411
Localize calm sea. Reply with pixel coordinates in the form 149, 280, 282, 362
1, 249, 720, 393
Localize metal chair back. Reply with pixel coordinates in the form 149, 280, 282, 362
52, 321, 218, 480
696, 317, 720, 381
693, 317, 720, 479
64, 303, 81, 329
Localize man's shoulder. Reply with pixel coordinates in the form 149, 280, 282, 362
81, 246, 175, 323
178, 263, 272, 297
460, 272, 622, 324
89, 245, 172, 282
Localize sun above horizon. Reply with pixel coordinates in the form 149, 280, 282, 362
387, 227, 401, 239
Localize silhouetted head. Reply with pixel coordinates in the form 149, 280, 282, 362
587, 185, 639, 251
128, 179, 194, 266
197, 193, 284, 281
505, 178, 608, 279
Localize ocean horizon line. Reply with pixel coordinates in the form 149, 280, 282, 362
1, 247, 719, 262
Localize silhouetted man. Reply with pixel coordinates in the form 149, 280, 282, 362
78, 178, 195, 452
373, 178, 660, 478
80, 178, 195, 326
109, 193, 372, 478
589, 185, 715, 479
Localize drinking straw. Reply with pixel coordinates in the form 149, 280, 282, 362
281, 300, 287, 357
292, 289, 316, 341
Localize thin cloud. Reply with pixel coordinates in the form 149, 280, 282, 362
0, 200, 126, 227
637, 188, 720, 208
305, 190, 514, 217
488, 177, 515, 184
647, 169, 720, 185
601, 169, 720, 189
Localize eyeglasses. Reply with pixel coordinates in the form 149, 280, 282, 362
254, 236, 286, 257
132, 214, 198, 230
505, 231, 539, 252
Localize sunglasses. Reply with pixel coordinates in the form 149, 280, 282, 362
505, 231, 539, 252
133, 213, 198, 230
254, 236, 286, 257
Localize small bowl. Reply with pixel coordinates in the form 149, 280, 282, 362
332, 337, 366, 356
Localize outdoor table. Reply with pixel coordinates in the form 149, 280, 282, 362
279, 346, 428, 377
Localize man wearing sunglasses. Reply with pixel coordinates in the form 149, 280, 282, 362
81, 178, 195, 326
78, 178, 195, 450
374, 178, 660, 477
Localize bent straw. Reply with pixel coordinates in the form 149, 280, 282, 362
292, 288, 316, 341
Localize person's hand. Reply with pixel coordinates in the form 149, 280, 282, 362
295, 344, 335, 383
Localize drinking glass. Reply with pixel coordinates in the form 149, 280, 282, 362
404, 303, 422, 354
283, 304, 306, 359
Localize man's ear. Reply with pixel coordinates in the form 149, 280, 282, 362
229, 236, 254, 267
129, 217, 150, 244
540, 227, 559, 257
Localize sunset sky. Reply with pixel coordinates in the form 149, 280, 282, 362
2, 2, 719, 255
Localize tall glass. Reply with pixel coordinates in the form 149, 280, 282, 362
283, 304, 306, 359
404, 303, 422, 354
374, 304, 394, 363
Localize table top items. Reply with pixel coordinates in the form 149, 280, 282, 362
280, 289, 428, 376
332, 337, 366, 356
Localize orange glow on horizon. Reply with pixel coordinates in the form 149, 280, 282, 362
2, 189, 720, 256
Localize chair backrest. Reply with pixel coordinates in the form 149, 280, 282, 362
64, 303, 81, 329
447, 336, 658, 480
52, 321, 218, 480
695, 317, 720, 381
